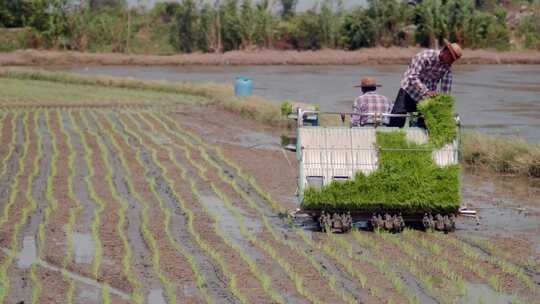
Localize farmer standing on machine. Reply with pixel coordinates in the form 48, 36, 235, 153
389, 39, 462, 127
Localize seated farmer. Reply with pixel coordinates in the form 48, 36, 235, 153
389, 39, 462, 127
350, 77, 393, 126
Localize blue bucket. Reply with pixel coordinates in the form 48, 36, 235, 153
234, 77, 253, 97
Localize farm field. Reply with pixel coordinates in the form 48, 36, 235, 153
0, 70, 538, 303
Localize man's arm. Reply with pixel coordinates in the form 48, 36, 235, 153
440, 70, 453, 94
407, 53, 430, 98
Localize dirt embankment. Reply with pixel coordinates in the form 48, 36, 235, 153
1, 48, 540, 66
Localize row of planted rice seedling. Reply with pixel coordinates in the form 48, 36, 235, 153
377, 230, 467, 302
93, 112, 172, 302
104, 112, 214, 303
141, 113, 334, 303
79, 112, 145, 303
95, 112, 181, 303
148, 112, 365, 304
121, 112, 279, 303
109, 110, 247, 302
0, 112, 36, 301
74, 110, 118, 303
59, 111, 81, 303
28, 111, 44, 304
318, 230, 420, 304
402, 229, 488, 285
429, 231, 537, 296
70, 111, 105, 286
144, 112, 341, 302
461, 237, 538, 271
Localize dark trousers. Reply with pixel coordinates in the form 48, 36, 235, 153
388, 88, 425, 128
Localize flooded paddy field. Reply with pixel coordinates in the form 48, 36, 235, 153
0, 68, 538, 303
66, 64, 540, 143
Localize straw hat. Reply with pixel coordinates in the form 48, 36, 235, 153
354, 77, 381, 88
443, 39, 462, 60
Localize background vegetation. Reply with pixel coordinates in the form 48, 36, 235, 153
1, 0, 539, 53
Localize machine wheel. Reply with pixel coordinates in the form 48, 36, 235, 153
319, 211, 352, 233
371, 213, 405, 232
423, 213, 456, 232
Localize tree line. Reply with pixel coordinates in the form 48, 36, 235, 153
0, 0, 538, 53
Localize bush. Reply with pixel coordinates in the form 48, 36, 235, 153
170, 0, 198, 52
463, 8, 510, 50
517, 12, 540, 50
84, 10, 130, 52
0, 1, 33, 28
0, 28, 33, 52
289, 11, 324, 50
219, 0, 242, 51
340, 9, 377, 49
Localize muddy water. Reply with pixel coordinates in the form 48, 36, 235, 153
462, 283, 514, 304
66, 64, 540, 142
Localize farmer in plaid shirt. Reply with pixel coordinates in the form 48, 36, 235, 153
351, 77, 393, 126
389, 39, 462, 127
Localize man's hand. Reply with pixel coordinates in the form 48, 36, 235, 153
425, 91, 438, 98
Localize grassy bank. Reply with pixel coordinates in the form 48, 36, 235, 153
2, 49, 540, 67
461, 131, 540, 177
1, 68, 537, 178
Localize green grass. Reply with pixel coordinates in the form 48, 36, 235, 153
303, 131, 461, 214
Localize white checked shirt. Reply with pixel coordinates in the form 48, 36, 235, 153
401, 49, 453, 101
351, 91, 393, 125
